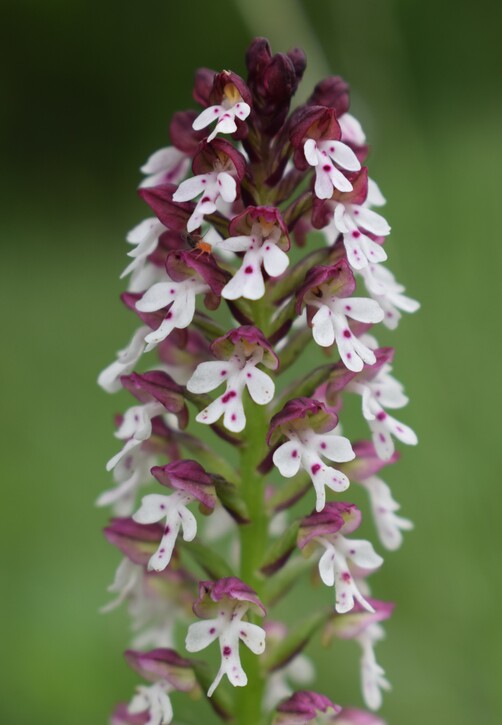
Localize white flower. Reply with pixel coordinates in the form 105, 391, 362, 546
332, 201, 390, 271
136, 276, 209, 350
127, 681, 174, 725
115, 402, 166, 442
192, 85, 251, 142
97, 326, 149, 393
187, 349, 275, 433
105, 401, 165, 477
101, 559, 178, 649
121, 218, 167, 291
101, 557, 143, 614
316, 534, 383, 613
132, 491, 197, 572
307, 291, 384, 372
186, 602, 266, 697
348, 366, 418, 460
359, 263, 420, 330
173, 164, 237, 233
361, 476, 413, 550
140, 146, 190, 188
304, 137, 361, 199
214, 220, 289, 300
366, 177, 387, 207
273, 427, 354, 512
97, 444, 157, 515
357, 623, 391, 710
339, 112, 366, 147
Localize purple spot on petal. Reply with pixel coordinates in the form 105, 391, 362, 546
311, 463, 321, 475
352, 231, 361, 239
201, 196, 211, 203
379, 433, 386, 442
320, 442, 327, 450
376, 411, 387, 421
209, 627, 216, 634
160, 504, 166, 510
221, 390, 237, 404
342, 571, 351, 582
244, 265, 253, 274
343, 329, 351, 338
223, 646, 231, 657
323, 164, 331, 172
164, 526, 170, 534
291, 450, 298, 458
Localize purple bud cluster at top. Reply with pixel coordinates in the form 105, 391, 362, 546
98, 36, 419, 724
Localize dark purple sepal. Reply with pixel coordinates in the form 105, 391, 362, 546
170, 110, 206, 154
192, 138, 247, 182
211, 325, 279, 370
124, 648, 198, 692
336, 709, 387, 725
290, 106, 341, 170
121, 371, 189, 430
139, 182, 194, 231
308, 76, 350, 117
340, 440, 399, 482
104, 517, 165, 566
246, 38, 306, 136
165, 249, 228, 309
274, 691, 341, 724
296, 259, 356, 317
111, 703, 148, 725
151, 459, 216, 510
325, 599, 395, 642
193, 67, 215, 106
228, 205, 291, 251
268, 398, 338, 446
193, 577, 266, 619
298, 502, 361, 551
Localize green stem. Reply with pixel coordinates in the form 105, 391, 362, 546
235, 397, 269, 724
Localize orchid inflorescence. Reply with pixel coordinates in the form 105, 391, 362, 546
98, 36, 418, 725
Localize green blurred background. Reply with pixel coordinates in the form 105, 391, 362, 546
2, 0, 501, 723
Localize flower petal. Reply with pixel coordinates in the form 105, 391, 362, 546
238, 622, 266, 654
187, 361, 232, 394
245, 367, 275, 405
273, 441, 302, 478
185, 620, 221, 652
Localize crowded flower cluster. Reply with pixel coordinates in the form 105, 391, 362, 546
98, 36, 418, 725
